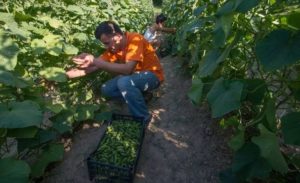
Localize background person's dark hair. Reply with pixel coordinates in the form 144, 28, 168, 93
156, 14, 167, 24
94, 21, 123, 40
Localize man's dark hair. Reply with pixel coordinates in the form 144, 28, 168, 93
94, 21, 123, 40
156, 14, 167, 24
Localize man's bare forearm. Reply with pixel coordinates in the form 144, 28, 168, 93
93, 57, 137, 75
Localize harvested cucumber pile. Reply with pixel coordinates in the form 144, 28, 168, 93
94, 120, 143, 167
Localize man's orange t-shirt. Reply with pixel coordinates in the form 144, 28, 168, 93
100, 32, 164, 82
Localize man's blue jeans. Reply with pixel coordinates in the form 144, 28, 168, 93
101, 71, 160, 121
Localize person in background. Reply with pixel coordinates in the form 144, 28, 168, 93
144, 13, 176, 50
65, 21, 164, 123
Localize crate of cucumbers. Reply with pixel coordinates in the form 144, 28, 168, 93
87, 113, 145, 183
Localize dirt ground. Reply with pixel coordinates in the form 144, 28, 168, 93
41, 56, 233, 183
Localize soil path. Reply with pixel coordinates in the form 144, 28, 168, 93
41, 56, 232, 183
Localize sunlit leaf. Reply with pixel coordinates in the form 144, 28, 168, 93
0, 33, 19, 71
66, 5, 84, 15
73, 33, 88, 41
39, 67, 67, 82
48, 19, 63, 29
0, 13, 15, 24
6, 22, 31, 38
63, 43, 79, 55
31, 39, 47, 55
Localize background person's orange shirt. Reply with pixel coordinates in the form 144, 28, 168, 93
100, 32, 164, 82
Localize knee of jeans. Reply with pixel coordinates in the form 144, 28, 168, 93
101, 84, 110, 97
116, 76, 132, 90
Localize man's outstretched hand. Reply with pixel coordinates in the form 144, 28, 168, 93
65, 68, 87, 78
72, 53, 94, 68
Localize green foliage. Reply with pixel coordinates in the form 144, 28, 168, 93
252, 124, 288, 174
207, 78, 243, 118
281, 112, 300, 146
0, 0, 154, 181
255, 29, 300, 71
0, 158, 31, 183
0, 101, 43, 128
31, 143, 64, 178
163, 0, 300, 182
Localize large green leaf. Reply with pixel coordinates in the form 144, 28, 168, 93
216, 0, 259, 15
288, 80, 300, 101
31, 143, 64, 178
228, 125, 245, 151
6, 22, 31, 38
0, 13, 15, 24
255, 29, 300, 71
43, 34, 63, 56
261, 98, 276, 132
187, 77, 204, 105
48, 18, 64, 29
232, 142, 272, 180
213, 14, 233, 47
199, 33, 238, 77
17, 130, 57, 152
207, 78, 243, 118
7, 126, 38, 138
31, 39, 47, 55
63, 43, 79, 55
39, 67, 67, 82
50, 110, 75, 134
0, 158, 30, 183
0, 70, 28, 88
252, 124, 288, 174
94, 111, 113, 122
66, 5, 84, 15
74, 104, 99, 121
241, 79, 266, 104
286, 10, 300, 30
281, 112, 300, 146
235, 0, 260, 13
198, 49, 222, 77
193, 5, 206, 16
0, 33, 20, 71
72, 33, 89, 42
216, 0, 235, 16
0, 101, 43, 129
